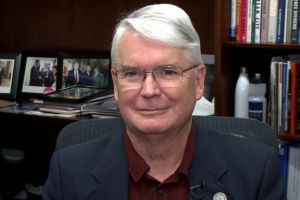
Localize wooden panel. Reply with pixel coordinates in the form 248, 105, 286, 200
0, 0, 214, 54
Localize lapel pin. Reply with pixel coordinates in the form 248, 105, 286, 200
213, 192, 227, 200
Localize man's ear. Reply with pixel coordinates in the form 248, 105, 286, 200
195, 64, 206, 101
111, 70, 119, 101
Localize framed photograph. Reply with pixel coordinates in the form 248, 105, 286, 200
40, 85, 112, 105
60, 52, 111, 90
0, 53, 21, 100
20, 52, 59, 97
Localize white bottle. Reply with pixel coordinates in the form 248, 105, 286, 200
248, 74, 267, 123
234, 67, 249, 118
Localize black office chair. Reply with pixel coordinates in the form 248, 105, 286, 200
0, 148, 25, 200
56, 116, 278, 150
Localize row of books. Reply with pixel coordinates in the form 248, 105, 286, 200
268, 54, 300, 135
278, 141, 300, 199
231, 0, 300, 44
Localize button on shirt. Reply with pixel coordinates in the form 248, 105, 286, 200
125, 125, 195, 200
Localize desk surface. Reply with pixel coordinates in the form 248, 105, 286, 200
0, 103, 92, 122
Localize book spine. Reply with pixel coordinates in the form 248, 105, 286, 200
277, 0, 286, 43
290, 62, 298, 135
291, 0, 299, 43
247, 0, 254, 42
268, 0, 279, 42
269, 61, 275, 130
287, 145, 300, 200
254, 0, 262, 42
261, 0, 270, 42
284, 0, 293, 43
282, 62, 288, 131
278, 62, 283, 132
278, 141, 289, 196
298, 0, 300, 43
241, 0, 249, 42
237, 0, 242, 41
251, 0, 257, 42
231, 0, 237, 39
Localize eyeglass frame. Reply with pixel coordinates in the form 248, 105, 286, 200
111, 64, 199, 86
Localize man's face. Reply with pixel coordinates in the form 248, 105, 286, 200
112, 31, 205, 136
74, 63, 79, 70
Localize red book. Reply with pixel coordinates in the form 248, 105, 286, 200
290, 62, 299, 135
240, 0, 248, 42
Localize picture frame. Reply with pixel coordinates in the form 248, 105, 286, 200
20, 51, 60, 98
0, 53, 21, 100
39, 85, 112, 105
59, 51, 112, 90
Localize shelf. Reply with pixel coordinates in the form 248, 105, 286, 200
277, 133, 300, 142
224, 41, 300, 50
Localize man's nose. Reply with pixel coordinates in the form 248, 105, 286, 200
140, 73, 161, 97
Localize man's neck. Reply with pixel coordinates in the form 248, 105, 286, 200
127, 121, 192, 181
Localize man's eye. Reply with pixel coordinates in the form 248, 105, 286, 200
161, 69, 179, 76
123, 70, 140, 77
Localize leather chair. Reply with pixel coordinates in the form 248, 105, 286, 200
0, 148, 25, 200
56, 116, 278, 150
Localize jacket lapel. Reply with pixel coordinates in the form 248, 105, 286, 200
82, 124, 232, 200
189, 125, 231, 200
86, 132, 129, 200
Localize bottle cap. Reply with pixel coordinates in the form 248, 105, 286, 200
249, 73, 266, 83
240, 67, 247, 74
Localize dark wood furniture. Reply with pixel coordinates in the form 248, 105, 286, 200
0, 105, 88, 198
214, 0, 300, 142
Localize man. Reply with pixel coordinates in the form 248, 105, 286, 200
66, 61, 82, 86
29, 59, 42, 86
43, 4, 284, 200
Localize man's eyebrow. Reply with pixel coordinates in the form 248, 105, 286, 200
118, 65, 141, 69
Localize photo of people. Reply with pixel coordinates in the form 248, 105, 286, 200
62, 58, 110, 89
22, 56, 58, 94
0, 59, 15, 93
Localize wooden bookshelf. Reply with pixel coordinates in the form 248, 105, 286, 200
213, 0, 300, 141
277, 133, 300, 142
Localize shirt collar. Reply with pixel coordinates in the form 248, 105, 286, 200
125, 124, 195, 182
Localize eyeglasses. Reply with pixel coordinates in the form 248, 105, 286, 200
112, 64, 199, 87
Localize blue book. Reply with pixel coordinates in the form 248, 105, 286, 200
277, 0, 286, 43
278, 140, 289, 197
281, 62, 288, 132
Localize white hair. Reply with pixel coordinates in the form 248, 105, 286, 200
111, 4, 203, 66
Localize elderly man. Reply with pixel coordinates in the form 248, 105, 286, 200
43, 4, 284, 200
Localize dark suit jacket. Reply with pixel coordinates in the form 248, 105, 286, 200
43, 122, 284, 200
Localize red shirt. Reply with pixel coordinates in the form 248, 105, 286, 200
125, 126, 195, 200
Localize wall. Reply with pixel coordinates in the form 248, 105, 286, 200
0, 0, 214, 54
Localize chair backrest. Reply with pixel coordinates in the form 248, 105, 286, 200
56, 117, 125, 150
56, 116, 278, 150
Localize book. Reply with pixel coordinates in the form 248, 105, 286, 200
277, 0, 286, 43
287, 144, 300, 200
268, 0, 279, 42
247, 0, 253, 42
236, 0, 243, 41
290, 62, 299, 135
231, 0, 237, 39
278, 140, 289, 197
241, 0, 249, 42
260, 0, 270, 42
290, 0, 299, 43
254, 0, 262, 43
284, 0, 293, 43
39, 104, 80, 114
